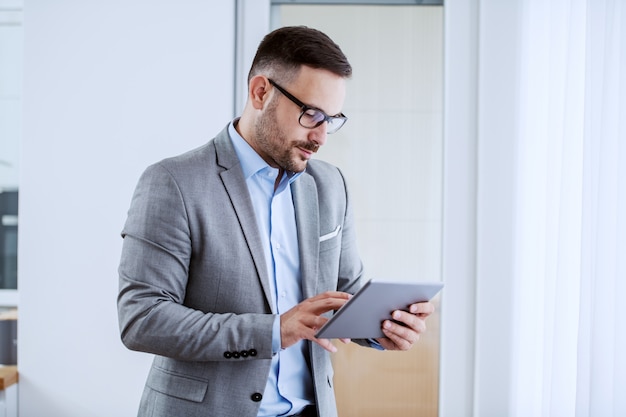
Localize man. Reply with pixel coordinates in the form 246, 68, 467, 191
118, 26, 434, 417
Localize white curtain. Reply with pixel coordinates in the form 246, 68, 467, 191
510, 0, 625, 416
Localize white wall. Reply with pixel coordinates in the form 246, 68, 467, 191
0, 1, 22, 190
20, 1, 236, 416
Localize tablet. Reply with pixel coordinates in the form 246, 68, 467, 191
315, 279, 443, 339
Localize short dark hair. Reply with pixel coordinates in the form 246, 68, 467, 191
248, 26, 352, 84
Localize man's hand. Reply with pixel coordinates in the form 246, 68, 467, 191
375, 301, 435, 351
280, 291, 351, 353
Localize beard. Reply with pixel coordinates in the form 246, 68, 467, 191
254, 97, 318, 173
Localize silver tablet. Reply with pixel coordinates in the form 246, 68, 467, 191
315, 279, 444, 339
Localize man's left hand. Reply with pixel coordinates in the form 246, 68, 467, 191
374, 301, 435, 351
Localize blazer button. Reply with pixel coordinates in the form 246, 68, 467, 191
232, 351, 240, 358
249, 349, 257, 357
251, 393, 263, 402
223, 351, 232, 359
240, 350, 249, 358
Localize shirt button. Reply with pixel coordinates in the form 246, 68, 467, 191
251, 393, 263, 402
280, 291, 287, 298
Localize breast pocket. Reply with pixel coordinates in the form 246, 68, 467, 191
319, 225, 342, 252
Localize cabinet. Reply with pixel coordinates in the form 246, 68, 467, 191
0, 366, 17, 417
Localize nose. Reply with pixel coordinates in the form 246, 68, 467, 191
308, 122, 328, 147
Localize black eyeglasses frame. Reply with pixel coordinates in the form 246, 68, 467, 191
268, 79, 347, 134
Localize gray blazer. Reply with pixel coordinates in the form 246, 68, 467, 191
118, 126, 365, 417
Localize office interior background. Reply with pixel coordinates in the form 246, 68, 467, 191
0, 0, 623, 416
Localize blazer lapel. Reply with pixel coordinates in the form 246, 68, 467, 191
291, 174, 320, 299
214, 129, 275, 312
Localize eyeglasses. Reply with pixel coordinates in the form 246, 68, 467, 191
268, 79, 348, 134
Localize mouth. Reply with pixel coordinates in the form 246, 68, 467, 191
296, 143, 319, 159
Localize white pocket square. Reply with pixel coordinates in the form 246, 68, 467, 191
319, 225, 342, 242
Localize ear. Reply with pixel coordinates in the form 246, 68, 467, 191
248, 75, 271, 110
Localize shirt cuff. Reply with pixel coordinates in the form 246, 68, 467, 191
367, 338, 385, 351
272, 315, 282, 354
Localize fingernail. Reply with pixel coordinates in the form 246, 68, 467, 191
393, 311, 401, 320
384, 320, 392, 329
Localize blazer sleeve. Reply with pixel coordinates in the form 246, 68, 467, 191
117, 162, 275, 362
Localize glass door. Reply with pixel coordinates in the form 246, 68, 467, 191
271, 3, 443, 416
0, 1, 22, 306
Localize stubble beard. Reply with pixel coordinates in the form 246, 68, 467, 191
254, 99, 313, 173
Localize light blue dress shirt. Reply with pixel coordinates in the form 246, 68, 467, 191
228, 121, 314, 417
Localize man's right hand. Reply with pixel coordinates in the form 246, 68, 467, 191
280, 291, 351, 352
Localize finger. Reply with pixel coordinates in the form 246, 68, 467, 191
305, 294, 351, 315
385, 312, 425, 343
375, 337, 399, 351
303, 314, 330, 332
381, 320, 417, 351
384, 318, 418, 341
308, 291, 352, 302
374, 331, 417, 351
391, 310, 427, 334
313, 337, 338, 353
409, 301, 435, 317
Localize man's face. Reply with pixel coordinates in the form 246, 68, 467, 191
254, 66, 346, 173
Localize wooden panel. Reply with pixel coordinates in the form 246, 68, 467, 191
0, 366, 17, 390
332, 300, 440, 417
